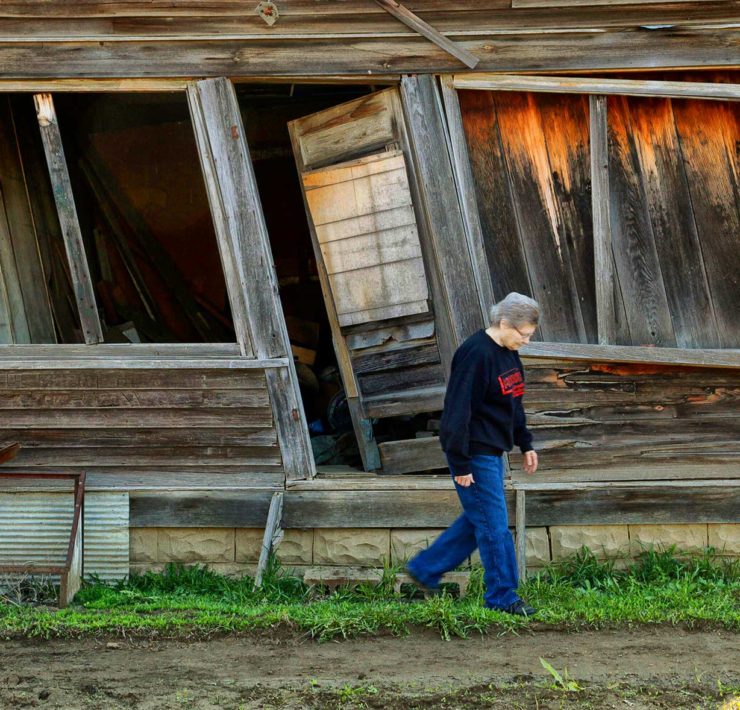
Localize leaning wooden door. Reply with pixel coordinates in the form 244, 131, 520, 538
289, 83, 483, 473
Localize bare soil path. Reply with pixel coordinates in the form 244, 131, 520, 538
1, 627, 738, 709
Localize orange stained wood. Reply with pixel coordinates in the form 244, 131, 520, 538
590, 362, 708, 376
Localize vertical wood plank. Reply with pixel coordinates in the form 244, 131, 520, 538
515, 489, 526, 581
494, 91, 587, 343
254, 491, 283, 588
672, 98, 739, 349
607, 95, 676, 347
539, 93, 597, 343
348, 395, 381, 472
0, 98, 56, 343
187, 77, 314, 481
400, 75, 485, 358
33, 93, 102, 345
0, 186, 27, 343
628, 97, 720, 349
439, 75, 495, 322
456, 89, 533, 305
187, 83, 254, 357
590, 95, 617, 345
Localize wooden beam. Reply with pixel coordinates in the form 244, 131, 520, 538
186, 83, 254, 357
515, 490, 526, 581
128, 485, 740, 528
374, 0, 480, 69
452, 74, 740, 101
33, 93, 103, 344
589, 95, 617, 345
187, 77, 314, 480
0, 77, 397, 93
254, 491, 283, 588
513, 0, 709, 7
378, 436, 446, 475
400, 75, 486, 370
347, 396, 381, 472
521, 342, 740, 369
0, 30, 736, 78
438, 75, 495, 319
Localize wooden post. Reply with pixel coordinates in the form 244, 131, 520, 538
589, 95, 617, 345
33, 93, 103, 344
187, 78, 314, 481
438, 75, 495, 322
400, 75, 485, 373
515, 489, 526, 581
255, 491, 284, 588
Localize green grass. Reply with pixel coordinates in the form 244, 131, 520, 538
0, 548, 737, 641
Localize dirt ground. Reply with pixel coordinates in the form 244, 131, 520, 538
1, 627, 738, 709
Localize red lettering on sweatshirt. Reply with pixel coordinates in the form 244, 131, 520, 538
498, 368, 525, 397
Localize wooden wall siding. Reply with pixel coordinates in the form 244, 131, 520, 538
302, 151, 430, 327
0, 98, 56, 344
512, 359, 740, 482
0, 366, 284, 479
0, 2, 737, 77
607, 95, 738, 349
458, 89, 597, 344
130, 486, 740, 528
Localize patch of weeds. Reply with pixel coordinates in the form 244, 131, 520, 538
337, 683, 379, 705
539, 657, 583, 692
0, 574, 58, 607
2, 549, 738, 641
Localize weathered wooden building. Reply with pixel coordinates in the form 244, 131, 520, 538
0, 1, 738, 577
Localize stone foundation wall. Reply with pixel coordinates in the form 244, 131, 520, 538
130, 524, 740, 576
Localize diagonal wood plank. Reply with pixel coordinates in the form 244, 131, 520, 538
33, 93, 102, 344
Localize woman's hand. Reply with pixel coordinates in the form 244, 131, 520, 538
454, 474, 475, 487
523, 450, 539, 474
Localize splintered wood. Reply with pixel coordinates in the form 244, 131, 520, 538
302, 150, 429, 328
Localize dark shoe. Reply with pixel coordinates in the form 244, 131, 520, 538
490, 600, 537, 617
404, 565, 439, 593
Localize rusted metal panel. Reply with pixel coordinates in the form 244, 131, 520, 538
0, 490, 129, 581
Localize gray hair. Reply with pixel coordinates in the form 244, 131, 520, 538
489, 292, 540, 328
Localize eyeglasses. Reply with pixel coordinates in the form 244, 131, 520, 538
510, 324, 536, 341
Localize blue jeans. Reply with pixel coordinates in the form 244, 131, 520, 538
407, 454, 520, 609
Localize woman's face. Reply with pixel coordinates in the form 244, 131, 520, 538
500, 320, 537, 350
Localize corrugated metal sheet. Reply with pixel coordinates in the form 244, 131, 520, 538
0, 491, 129, 582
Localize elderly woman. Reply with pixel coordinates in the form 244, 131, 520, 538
407, 292, 540, 616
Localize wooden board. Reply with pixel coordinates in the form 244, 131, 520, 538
458, 89, 596, 343
457, 89, 531, 303
128, 485, 739, 527
34, 93, 103, 344
672, 98, 740, 348
303, 151, 429, 327
0, 28, 736, 77
514, 358, 740, 482
623, 97, 719, 348
0, 363, 284, 474
400, 75, 485, 352
378, 436, 446, 475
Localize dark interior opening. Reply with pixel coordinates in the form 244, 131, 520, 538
51, 91, 233, 344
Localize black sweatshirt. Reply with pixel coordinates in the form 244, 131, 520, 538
439, 329, 534, 477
